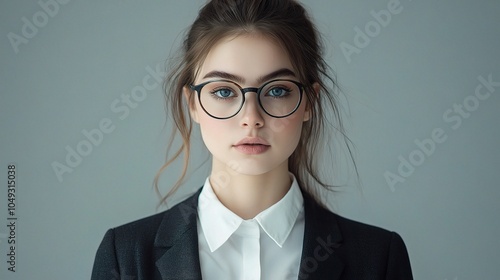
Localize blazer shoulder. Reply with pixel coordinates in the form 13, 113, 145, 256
332, 212, 398, 241
309, 204, 413, 278
111, 210, 166, 242
328, 211, 413, 278
305, 195, 409, 253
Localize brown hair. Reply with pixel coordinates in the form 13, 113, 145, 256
154, 0, 356, 207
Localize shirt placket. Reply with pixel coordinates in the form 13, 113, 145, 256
242, 220, 261, 280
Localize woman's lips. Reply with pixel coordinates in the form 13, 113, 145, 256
234, 137, 270, 146
233, 136, 270, 154
233, 144, 270, 155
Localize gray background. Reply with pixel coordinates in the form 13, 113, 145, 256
1, 0, 499, 279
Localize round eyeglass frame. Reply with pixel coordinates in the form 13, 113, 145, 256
189, 79, 305, 120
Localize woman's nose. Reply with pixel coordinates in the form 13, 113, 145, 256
239, 92, 265, 128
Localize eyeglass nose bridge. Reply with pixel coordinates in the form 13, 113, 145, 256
237, 86, 263, 113
240, 87, 260, 95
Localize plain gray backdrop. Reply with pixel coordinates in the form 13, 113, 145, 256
1, 0, 499, 279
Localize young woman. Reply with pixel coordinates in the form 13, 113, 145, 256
92, 0, 413, 279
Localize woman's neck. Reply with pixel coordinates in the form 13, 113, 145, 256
209, 161, 292, 220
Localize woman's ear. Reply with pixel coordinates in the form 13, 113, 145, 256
303, 82, 320, 122
183, 86, 199, 123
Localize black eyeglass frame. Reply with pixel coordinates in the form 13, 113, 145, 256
189, 79, 305, 120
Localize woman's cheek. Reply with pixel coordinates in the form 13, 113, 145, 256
199, 118, 232, 150
267, 117, 296, 134
260, 119, 301, 155
268, 106, 305, 132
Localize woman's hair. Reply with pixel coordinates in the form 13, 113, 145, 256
154, 0, 355, 207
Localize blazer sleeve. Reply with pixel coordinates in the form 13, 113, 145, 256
385, 232, 413, 280
91, 229, 120, 280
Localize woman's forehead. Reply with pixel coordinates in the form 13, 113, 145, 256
195, 34, 296, 84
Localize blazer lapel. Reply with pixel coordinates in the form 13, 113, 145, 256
154, 190, 203, 280
298, 192, 345, 280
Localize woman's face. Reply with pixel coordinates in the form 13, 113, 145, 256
188, 34, 311, 178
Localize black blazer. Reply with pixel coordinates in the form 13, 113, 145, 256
91, 188, 413, 279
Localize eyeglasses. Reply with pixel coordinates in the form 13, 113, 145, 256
189, 79, 304, 119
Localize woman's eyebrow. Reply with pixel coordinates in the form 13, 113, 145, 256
257, 68, 296, 83
202, 68, 297, 84
202, 71, 244, 83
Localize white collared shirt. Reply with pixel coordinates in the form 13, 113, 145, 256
197, 174, 305, 280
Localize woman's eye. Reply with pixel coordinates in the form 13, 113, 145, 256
267, 87, 289, 97
212, 88, 235, 98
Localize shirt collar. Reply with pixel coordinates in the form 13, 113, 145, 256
197, 174, 304, 252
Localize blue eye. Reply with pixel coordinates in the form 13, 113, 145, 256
267, 87, 290, 98
212, 88, 235, 98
